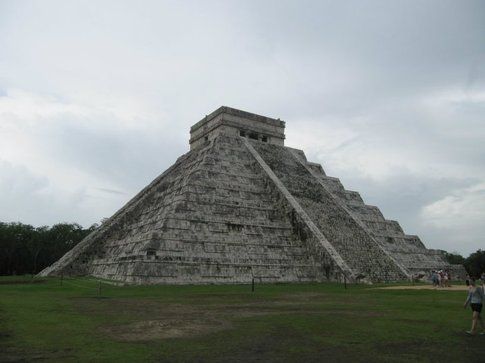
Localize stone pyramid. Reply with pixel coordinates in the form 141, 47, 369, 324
39, 107, 462, 284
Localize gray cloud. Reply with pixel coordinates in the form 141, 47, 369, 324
40, 119, 184, 190
94, 187, 127, 196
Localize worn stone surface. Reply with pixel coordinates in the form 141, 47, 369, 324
39, 106, 464, 283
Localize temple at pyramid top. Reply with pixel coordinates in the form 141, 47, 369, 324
189, 106, 286, 150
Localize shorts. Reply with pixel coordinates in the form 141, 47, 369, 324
470, 303, 482, 313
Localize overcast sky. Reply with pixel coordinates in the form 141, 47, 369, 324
1, 0, 484, 256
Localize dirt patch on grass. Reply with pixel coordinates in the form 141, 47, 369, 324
74, 292, 385, 343
101, 318, 230, 341
374, 285, 467, 291
89, 300, 237, 341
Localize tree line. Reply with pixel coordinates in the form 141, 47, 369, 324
444, 250, 485, 279
0, 222, 97, 276
0, 220, 483, 278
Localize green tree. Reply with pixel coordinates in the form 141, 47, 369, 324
464, 249, 485, 278
0, 221, 97, 275
443, 251, 465, 265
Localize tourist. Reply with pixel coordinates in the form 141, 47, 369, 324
443, 271, 449, 287
431, 271, 438, 287
463, 279, 484, 335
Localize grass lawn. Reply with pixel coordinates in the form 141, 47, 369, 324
0, 276, 484, 362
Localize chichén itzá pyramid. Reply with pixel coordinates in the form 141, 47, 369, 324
39, 106, 464, 284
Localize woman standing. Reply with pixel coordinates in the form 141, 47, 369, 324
463, 279, 484, 335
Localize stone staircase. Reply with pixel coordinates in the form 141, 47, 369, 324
251, 141, 409, 282
66, 135, 319, 284
284, 146, 464, 278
